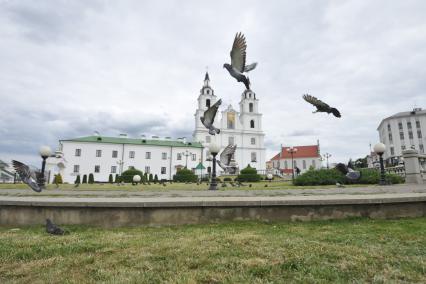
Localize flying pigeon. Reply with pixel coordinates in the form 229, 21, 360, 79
223, 32, 257, 90
303, 94, 341, 118
217, 144, 237, 172
335, 163, 361, 181
46, 219, 66, 235
12, 160, 44, 192
201, 99, 222, 135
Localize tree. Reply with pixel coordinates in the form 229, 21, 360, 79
347, 159, 355, 169
144, 172, 148, 182
173, 168, 197, 182
114, 174, 120, 183
154, 174, 159, 183
121, 168, 143, 183
82, 174, 87, 184
74, 175, 81, 184
108, 174, 113, 183
237, 165, 261, 182
149, 173, 153, 182
88, 173, 94, 184
354, 156, 368, 168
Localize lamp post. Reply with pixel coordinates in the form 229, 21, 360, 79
208, 143, 220, 190
287, 147, 298, 184
324, 153, 332, 169
181, 150, 193, 169
39, 145, 52, 188
374, 142, 386, 185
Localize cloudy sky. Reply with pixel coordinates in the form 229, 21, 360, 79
1, 0, 425, 166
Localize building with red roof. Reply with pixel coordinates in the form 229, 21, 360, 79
269, 142, 322, 175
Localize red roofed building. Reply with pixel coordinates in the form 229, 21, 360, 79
269, 143, 322, 175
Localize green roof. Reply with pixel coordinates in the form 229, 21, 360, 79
195, 162, 206, 170
60, 136, 203, 148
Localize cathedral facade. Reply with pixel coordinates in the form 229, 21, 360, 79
193, 73, 266, 174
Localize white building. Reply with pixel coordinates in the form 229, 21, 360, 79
55, 135, 203, 183
269, 144, 322, 175
377, 107, 426, 165
193, 73, 266, 174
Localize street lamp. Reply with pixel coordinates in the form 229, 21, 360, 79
286, 147, 298, 184
181, 150, 193, 169
374, 142, 386, 185
324, 153, 332, 169
39, 145, 52, 188
208, 143, 221, 190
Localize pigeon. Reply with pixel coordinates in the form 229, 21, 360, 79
201, 99, 222, 135
303, 94, 341, 118
12, 160, 44, 192
223, 32, 257, 90
334, 163, 361, 181
336, 182, 345, 188
46, 219, 66, 235
217, 144, 237, 172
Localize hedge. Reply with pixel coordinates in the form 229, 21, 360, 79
173, 168, 198, 183
237, 165, 261, 182
120, 168, 143, 183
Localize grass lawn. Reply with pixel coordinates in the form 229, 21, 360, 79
0, 218, 425, 283
0, 181, 371, 192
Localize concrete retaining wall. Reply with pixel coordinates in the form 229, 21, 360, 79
1, 195, 425, 227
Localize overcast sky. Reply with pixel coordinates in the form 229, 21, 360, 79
1, 0, 425, 166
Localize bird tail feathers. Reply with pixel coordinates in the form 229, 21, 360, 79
331, 108, 341, 118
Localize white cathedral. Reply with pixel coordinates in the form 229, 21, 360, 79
193, 73, 266, 174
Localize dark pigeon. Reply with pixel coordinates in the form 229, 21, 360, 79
217, 144, 236, 171
12, 160, 44, 192
200, 99, 222, 135
303, 94, 341, 118
335, 163, 361, 181
224, 32, 257, 90
46, 219, 66, 235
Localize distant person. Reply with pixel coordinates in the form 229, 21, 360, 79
295, 167, 301, 176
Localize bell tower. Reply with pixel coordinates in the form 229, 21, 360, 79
239, 89, 262, 131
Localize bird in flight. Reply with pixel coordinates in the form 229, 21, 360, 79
217, 144, 237, 173
223, 32, 257, 90
12, 160, 44, 192
303, 94, 341, 118
201, 99, 222, 135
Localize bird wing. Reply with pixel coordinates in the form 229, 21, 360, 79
203, 99, 222, 125
220, 144, 236, 166
230, 32, 246, 72
244, 62, 257, 72
12, 160, 33, 181
303, 94, 330, 109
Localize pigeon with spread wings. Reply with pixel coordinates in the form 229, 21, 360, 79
12, 160, 44, 192
201, 99, 222, 135
303, 94, 341, 118
223, 32, 257, 90
217, 144, 237, 173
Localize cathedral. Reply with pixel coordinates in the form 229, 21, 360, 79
193, 73, 266, 174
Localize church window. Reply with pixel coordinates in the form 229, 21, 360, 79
206, 136, 211, 143
251, 137, 256, 145
192, 154, 197, 161
111, 166, 117, 173
249, 93, 252, 98
206, 90, 210, 95
250, 120, 255, 128
96, 150, 102, 157
146, 152, 151, 159
206, 99, 211, 108
145, 166, 150, 174
161, 167, 166, 174
249, 103, 253, 112
162, 152, 167, 160
75, 149, 81, 157
251, 152, 257, 162
94, 165, 100, 173
73, 165, 80, 173
112, 150, 118, 158
129, 151, 135, 159
227, 112, 235, 129
228, 136, 234, 145
177, 153, 182, 160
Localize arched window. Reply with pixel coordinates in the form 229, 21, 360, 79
206, 99, 210, 108
249, 103, 253, 112
250, 120, 255, 128
206, 90, 209, 95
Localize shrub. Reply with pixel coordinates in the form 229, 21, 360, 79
74, 175, 80, 184
114, 174, 120, 183
223, 177, 232, 182
154, 174, 159, 183
121, 168, 143, 183
237, 165, 261, 182
88, 173, 94, 184
173, 168, 198, 183
108, 174, 113, 183
82, 174, 87, 184
144, 173, 148, 182
54, 173, 63, 184
149, 173, 153, 182
294, 169, 344, 186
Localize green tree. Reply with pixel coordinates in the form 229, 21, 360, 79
154, 174, 159, 183
88, 173, 94, 184
74, 175, 80, 184
237, 165, 261, 182
108, 174, 113, 184
82, 174, 87, 184
144, 172, 148, 182
114, 174, 120, 183
149, 173, 153, 182
173, 168, 197, 182
121, 168, 143, 183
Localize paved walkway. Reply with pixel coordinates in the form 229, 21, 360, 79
0, 184, 425, 199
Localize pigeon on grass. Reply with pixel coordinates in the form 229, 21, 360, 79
46, 219, 66, 235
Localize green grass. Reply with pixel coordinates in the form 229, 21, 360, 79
0, 181, 372, 192
0, 218, 425, 283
